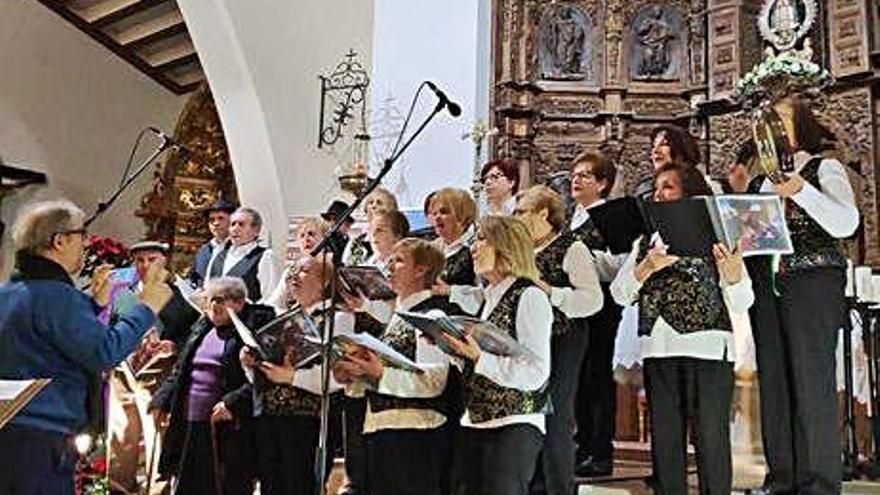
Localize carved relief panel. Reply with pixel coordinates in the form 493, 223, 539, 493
626, 5, 685, 83
828, 0, 871, 77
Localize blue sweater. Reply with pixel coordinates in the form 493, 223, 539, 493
0, 255, 155, 434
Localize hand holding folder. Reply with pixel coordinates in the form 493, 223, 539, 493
396, 310, 537, 361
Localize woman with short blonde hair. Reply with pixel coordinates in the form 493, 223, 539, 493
427, 188, 478, 290
332, 236, 462, 495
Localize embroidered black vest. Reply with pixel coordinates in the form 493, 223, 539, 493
368, 295, 461, 416
535, 233, 574, 335
209, 243, 267, 301
636, 237, 732, 336
254, 307, 328, 417
777, 158, 848, 273
465, 278, 550, 424
569, 216, 607, 252
441, 247, 476, 286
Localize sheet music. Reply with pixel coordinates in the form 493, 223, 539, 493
0, 380, 35, 401
227, 308, 264, 355
174, 275, 204, 314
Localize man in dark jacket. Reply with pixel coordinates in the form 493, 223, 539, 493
149, 277, 275, 495
0, 199, 171, 495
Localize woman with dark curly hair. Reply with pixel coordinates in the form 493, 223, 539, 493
611, 163, 753, 495
633, 124, 709, 200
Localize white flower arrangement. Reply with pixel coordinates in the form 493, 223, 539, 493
733, 47, 832, 108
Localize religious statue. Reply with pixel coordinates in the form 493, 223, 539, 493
770, 0, 801, 48
758, 0, 816, 51
539, 5, 590, 81
634, 6, 676, 79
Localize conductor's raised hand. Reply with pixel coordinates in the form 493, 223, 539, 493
138, 261, 172, 313
90, 264, 114, 307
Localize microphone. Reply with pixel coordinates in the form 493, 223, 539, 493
147, 127, 191, 156
425, 81, 462, 117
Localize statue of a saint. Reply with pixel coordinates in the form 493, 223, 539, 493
770, 0, 801, 47
635, 6, 675, 79
540, 6, 588, 80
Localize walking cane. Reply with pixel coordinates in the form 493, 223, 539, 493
145, 426, 160, 495
210, 419, 225, 495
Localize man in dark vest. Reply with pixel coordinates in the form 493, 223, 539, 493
205, 207, 281, 304
189, 196, 237, 287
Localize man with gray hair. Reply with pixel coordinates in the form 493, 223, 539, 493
205, 206, 281, 304
0, 199, 172, 495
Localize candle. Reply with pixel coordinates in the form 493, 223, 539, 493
845, 259, 855, 298
855, 266, 873, 302
872, 275, 880, 305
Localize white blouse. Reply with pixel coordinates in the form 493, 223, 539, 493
460, 276, 553, 433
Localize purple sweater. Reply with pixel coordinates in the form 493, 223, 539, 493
186, 328, 226, 421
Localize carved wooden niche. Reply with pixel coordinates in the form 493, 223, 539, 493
536, 3, 602, 86
625, 5, 686, 84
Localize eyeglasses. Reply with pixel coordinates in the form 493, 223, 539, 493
56, 228, 87, 237
481, 172, 506, 184
209, 295, 241, 305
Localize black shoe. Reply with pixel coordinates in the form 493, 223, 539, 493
575, 456, 613, 478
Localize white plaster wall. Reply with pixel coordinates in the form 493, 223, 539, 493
369, 0, 491, 209
176, 0, 375, 252
0, 0, 184, 279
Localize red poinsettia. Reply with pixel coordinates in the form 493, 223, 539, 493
81, 235, 131, 278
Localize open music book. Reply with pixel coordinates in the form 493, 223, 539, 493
0, 379, 51, 430
173, 276, 205, 314
587, 195, 793, 258
396, 310, 536, 360
229, 308, 422, 373
338, 266, 396, 301
301, 332, 424, 374
228, 308, 322, 368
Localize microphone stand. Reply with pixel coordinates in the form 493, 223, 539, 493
310, 98, 447, 495
83, 139, 179, 227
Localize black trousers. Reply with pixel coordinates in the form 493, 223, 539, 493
343, 395, 368, 493
256, 415, 319, 495
532, 324, 590, 495
452, 424, 544, 495
365, 426, 452, 495
748, 266, 845, 495
174, 421, 255, 495
644, 357, 734, 495
576, 295, 623, 463
0, 424, 76, 495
